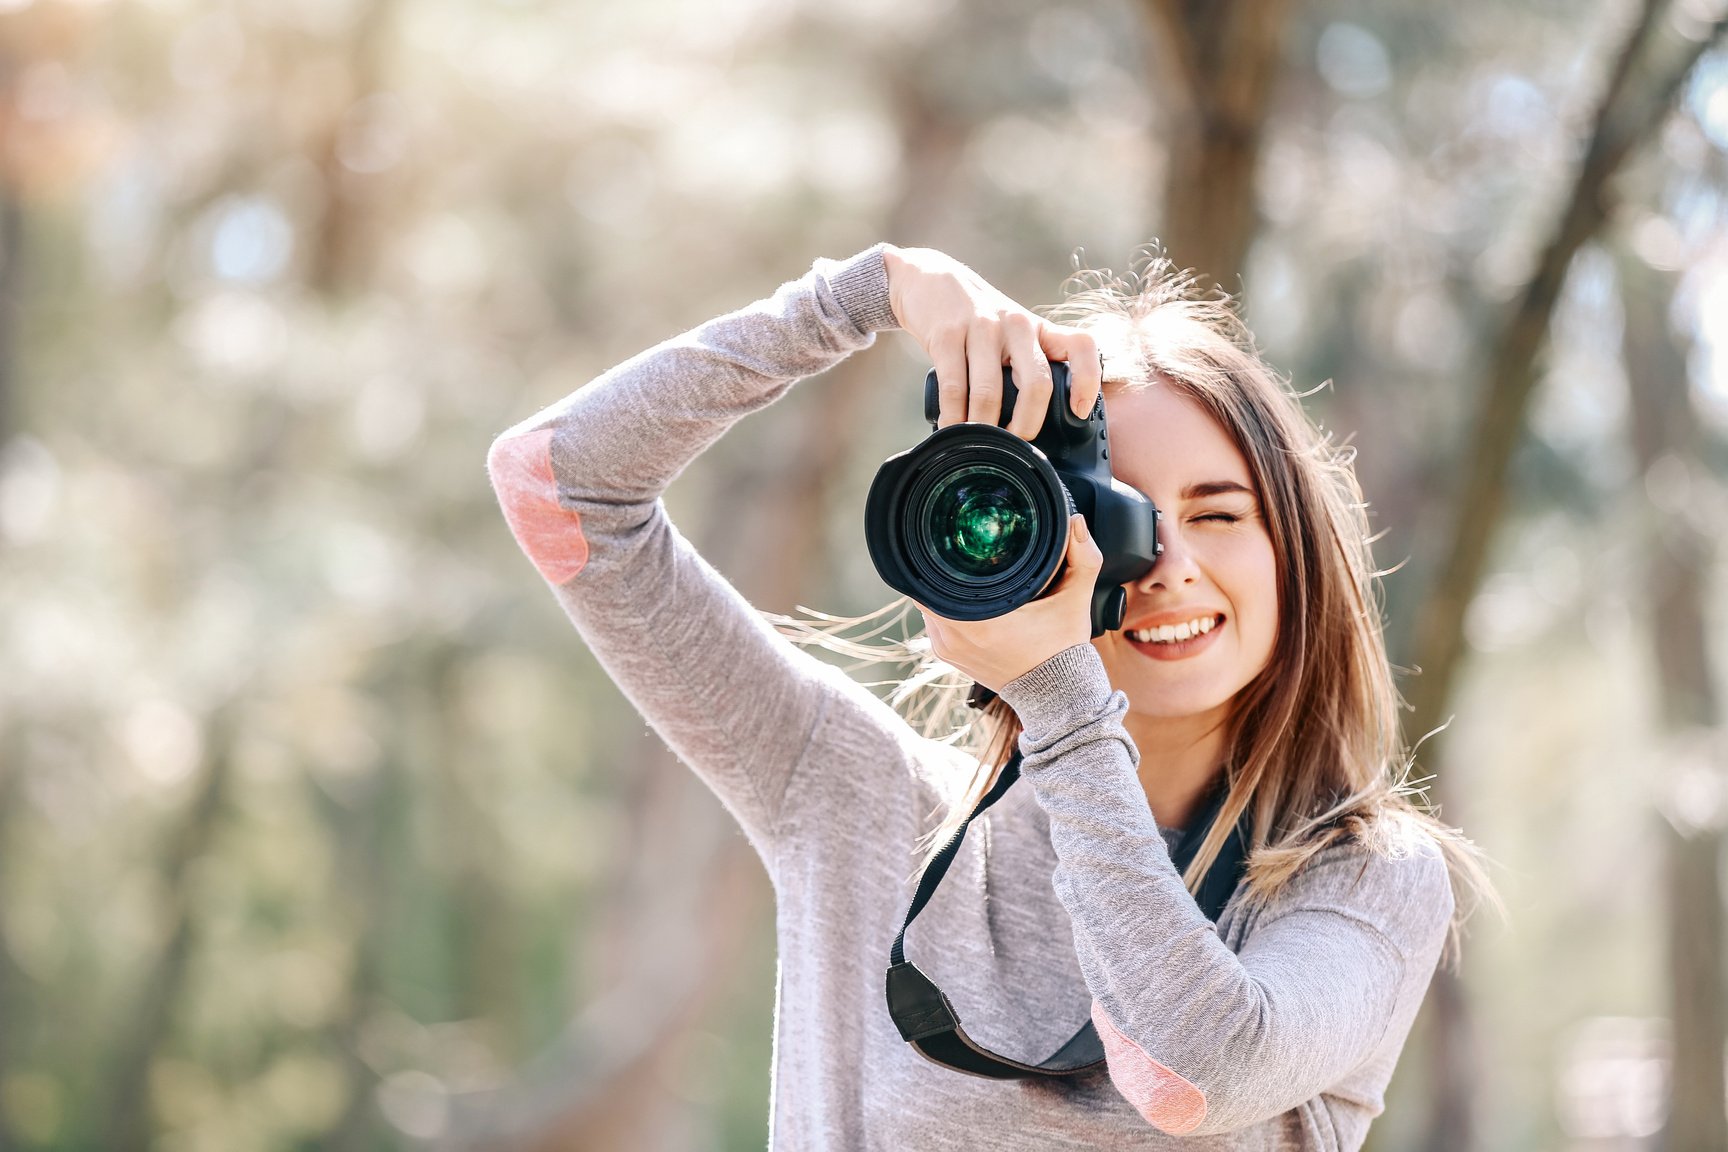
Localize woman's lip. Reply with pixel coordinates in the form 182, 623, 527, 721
1126, 609, 1226, 631
1124, 618, 1224, 661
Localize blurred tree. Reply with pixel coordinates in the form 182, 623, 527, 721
313, 678, 396, 1152
0, 193, 20, 453
1137, 0, 1293, 289
1397, 5, 1728, 1148
309, 0, 398, 298
0, 727, 22, 1152
0, 189, 23, 1152
100, 707, 235, 1152
1406, 0, 1725, 782
1615, 232, 1726, 1152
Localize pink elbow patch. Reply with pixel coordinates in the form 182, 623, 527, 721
488, 428, 589, 585
1092, 1000, 1207, 1135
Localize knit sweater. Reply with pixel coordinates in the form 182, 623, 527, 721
485, 245, 1454, 1150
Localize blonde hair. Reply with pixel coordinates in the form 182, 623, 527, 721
767, 247, 1500, 971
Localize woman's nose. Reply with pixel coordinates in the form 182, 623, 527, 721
1136, 524, 1198, 591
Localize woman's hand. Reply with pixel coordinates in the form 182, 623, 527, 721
882, 245, 1102, 441
914, 513, 1104, 694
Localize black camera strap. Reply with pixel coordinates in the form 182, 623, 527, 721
885, 748, 1251, 1080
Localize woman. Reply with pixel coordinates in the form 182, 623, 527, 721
487, 242, 1494, 1149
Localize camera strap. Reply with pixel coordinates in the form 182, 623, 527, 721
885, 748, 1250, 1080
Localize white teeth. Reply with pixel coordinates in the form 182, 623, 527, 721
1128, 616, 1218, 644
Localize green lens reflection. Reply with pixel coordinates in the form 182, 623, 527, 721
924, 464, 1037, 581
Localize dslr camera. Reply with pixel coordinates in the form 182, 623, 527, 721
865, 361, 1161, 639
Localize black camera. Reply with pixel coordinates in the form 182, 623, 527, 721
865, 361, 1161, 637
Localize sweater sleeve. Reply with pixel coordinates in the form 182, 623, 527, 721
996, 643, 1454, 1139
486, 246, 904, 869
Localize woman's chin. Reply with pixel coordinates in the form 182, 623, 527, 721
1097, 650, 1236, 723
1123, 692, 1233, 727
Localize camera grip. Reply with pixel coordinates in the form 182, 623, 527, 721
921, 363, 1093, 439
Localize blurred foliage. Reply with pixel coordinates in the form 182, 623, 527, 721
0, 0, 1725, 1150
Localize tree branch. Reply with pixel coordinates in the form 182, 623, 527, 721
1404, 1, 1728, 755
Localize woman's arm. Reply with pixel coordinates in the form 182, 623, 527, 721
995, 643, 1454, 1139
487, 246, 904, 869
489, 242, 1113, 874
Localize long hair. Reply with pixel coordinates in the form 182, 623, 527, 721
766, 247, 1499, 970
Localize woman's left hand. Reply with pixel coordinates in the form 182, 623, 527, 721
914, 513, 1104, 694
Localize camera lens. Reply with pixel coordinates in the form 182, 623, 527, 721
865, 422, 1074, 621
866, 369, 1163, 628
920, 464, 1038, 582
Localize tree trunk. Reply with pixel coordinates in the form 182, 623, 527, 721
1396, 9, 1727, 1151
0, 187, 24, 1152
99, 708, 236, 1152
0, 194, 22, 452
308, 0, 398, 297
0, 726, 25, 1152
1135, 0, 1292, 291
315, 652, 419, 1152
1615, 237, 1726, 1152
429, 643, 522, 1034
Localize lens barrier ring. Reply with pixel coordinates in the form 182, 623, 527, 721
898, 438, 1067, 613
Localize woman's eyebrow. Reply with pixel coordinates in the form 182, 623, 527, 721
1181, 480, 1256, 500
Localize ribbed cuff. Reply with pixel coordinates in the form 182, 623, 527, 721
824, 243, 899, 335
996, 642, 1115, 745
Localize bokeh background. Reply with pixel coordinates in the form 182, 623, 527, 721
3, 0, 1728, 1149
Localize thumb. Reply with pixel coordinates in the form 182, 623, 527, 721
1067, 514, 1103, 572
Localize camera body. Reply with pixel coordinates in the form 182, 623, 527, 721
865, 360, 1161, 636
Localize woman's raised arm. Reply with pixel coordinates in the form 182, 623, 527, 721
486, 246, 905, 870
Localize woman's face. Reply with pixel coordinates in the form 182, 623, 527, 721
1090, 380, 1279, 728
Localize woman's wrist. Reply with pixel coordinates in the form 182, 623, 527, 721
825, 244, 899, 335
995, 642, 1116, 745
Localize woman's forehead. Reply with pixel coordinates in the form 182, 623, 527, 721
1103, 381, 1257, 495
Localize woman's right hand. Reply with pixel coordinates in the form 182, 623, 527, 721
881, 244, 1102, 442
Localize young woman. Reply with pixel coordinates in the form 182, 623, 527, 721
487, 243, 1494, 1149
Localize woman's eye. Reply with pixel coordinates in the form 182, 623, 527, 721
1194, 512, 1240, 524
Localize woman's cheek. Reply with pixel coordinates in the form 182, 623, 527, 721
1239, 531, 1280, 670
922, 619, 949, 664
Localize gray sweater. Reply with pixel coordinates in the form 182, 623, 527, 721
486, 246, 1454, 1150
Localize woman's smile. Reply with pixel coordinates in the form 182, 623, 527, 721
1124, 611, 1227, 660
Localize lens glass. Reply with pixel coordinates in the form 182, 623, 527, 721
921, 464, 1038, 582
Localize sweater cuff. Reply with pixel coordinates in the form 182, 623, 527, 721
822, 244, 899, 335
996, 642, 1116, 745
